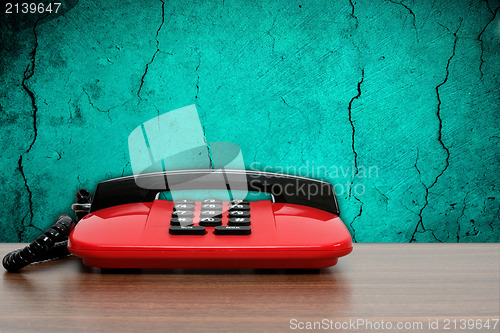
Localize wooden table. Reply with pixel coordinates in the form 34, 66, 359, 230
0, 244, 498, 332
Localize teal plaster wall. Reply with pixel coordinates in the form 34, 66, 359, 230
0, 0, 499, 242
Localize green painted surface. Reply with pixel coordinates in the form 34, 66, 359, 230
0, 0, 498, 242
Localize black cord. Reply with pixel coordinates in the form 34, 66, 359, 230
2, 188, 92, 272
2, 214, 75, 272
74, 189, 91, 222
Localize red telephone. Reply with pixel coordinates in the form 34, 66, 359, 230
67, 169, 352, 269
3, 169, 352, 271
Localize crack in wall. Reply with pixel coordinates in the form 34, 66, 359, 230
192, 52, 211, 167
486, 0, 494, 14
121, 161, 130, 177
410, 19, 462, 242
348, 0, 359, 27
280, 97, 311, 129
195, 53, 201, 100
347, 0, 363, 244
67, 97, 73, 119
21, 27, 39, 154
410, 151, 425, 240
347, 69, 365, 242
17, 212, 29, 241
347, 69, 364, 174
76, 175, 85, 190
137, 0, 165, 99
432, 20, 461, 182
83, 89, 112, 120
388, 0, 419, 42
488, 205, 499, 232
477, 6, 498, 83
455, 193, 469, 242
372, 183, 389, 208
17, 16, 48, 240
467, 218, 479, 237
266, 14, 277, 55
349, 197, 363, 243
410, 150, 442, 242
16, 157, 40, 240
201, 125, 214, 169
83, 89, 132, 121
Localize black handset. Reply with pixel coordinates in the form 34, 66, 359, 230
90, 169, 340, 215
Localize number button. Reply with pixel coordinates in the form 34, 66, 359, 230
202, 199, 222, 204
228, 211, 250, 218
228, 218, 251, 226
174, 204, 195, 210
172, 210, 194, 218
231, 199, 250, 205
201, 203, 222, 209
229, 204, 250, 211
214, 226, 251, 235
199, 217, 222, 226
174, 199, 195, 204
169, 226, 206, 235
200, 210, 222, 218
171, 217, 194, 226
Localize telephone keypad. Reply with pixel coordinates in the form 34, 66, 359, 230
169, 199, 252, 236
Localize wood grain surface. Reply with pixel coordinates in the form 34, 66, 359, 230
0, 244, 498, 332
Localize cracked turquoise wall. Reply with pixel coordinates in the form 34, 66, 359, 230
0, 0, 499, 242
